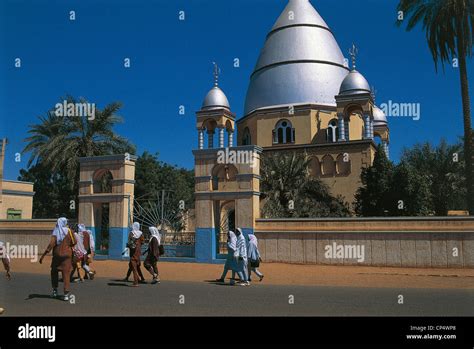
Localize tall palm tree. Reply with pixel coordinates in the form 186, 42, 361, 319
23, 96, 135, 187
22, 110, 66, 168
397, 0, 474, 214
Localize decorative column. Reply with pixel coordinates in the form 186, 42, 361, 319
228, 130, 234, 147
198, 130, 204, 150
364, 114, 370, 139
370, 117, 374, 139
382, 141, 390, 159
338, 113, 346, 141
208, 131, 214, 149
218, 127, 225, 148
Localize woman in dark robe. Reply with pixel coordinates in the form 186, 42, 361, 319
144, 226, 161, 284
0, 241, 10, 314
127, 222, 145, 287
39, 217, 76, 301
0, 241, 11, 280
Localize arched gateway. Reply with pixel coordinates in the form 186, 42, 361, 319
78, 154, 137, 259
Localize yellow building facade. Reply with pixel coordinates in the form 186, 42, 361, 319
0, 139, 34, 220
237, 103, 381, 202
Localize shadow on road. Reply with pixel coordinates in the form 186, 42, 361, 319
25, 294, 64, 302
204, 280, 236, 287
107, 282, 130, 287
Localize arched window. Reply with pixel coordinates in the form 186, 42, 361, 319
272, 120, 295, 144
327, 119, 339, 143
321, 155, 335, 176
93, 169, 113, 193
373, 133, 382, 146
211, 164, 238, 190
336, 153, 351, 176
309, 157, 321, 178
242, 127, 251, 145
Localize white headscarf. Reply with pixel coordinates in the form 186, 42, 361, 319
235, 228, 247, 258
73, 232, 87, 255
228, 231, 237, 251
131, 222, 142, 239
149, 226, 161, 245
52, 217, 69, 244
248, 234, 258, 247
77, 224, 86, 239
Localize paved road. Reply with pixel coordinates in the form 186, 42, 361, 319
1, 273, 473, 316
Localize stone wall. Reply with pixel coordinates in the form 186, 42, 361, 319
255, 217, 474, 268
0, 219, 56, 254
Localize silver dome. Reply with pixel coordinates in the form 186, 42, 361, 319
202, 86, 230, 111
338, 70, 371, 95
373, 105, 388, 125
243, 0, 349, 116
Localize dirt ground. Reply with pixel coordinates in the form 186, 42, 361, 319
6, 257, 474, 289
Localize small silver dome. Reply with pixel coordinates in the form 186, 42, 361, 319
338, 70, 371, 96
373, 105, 387, 125
202, 86, 230, 111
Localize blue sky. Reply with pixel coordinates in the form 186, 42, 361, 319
1, 0, 473, 180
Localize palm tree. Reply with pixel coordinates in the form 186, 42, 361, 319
22, 110, 66, 168
23, 96, 135, 187
397, 0, 474, 214
260, 152, 350, 218
260, 152, 310, 217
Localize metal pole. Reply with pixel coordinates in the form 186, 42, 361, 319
161, 189, 165, 225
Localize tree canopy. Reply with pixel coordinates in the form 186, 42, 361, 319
260, 152, 350, 218
354, 140, 466, 216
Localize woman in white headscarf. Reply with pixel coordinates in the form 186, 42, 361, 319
0, 241, 11, 280
71, 224, 94, 282
235, 228, 249, 286
126, 222, 145, 287
144, 226, 161, 284
39, 217, 76, 301
247, 234, 264, 282
216, 231, 237, 284
77, 224, 95, 280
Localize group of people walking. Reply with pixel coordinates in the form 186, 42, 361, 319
39, 217, 96, 301
2, 218, 263, 309
122, 222, 163, 287
37, 218, 163, 298
217, 228, 264, 286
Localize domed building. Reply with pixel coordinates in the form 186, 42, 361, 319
193, 0, 391, 261
235, 0, 390, 202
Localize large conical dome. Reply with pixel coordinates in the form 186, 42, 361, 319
244, 0, 349, 115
